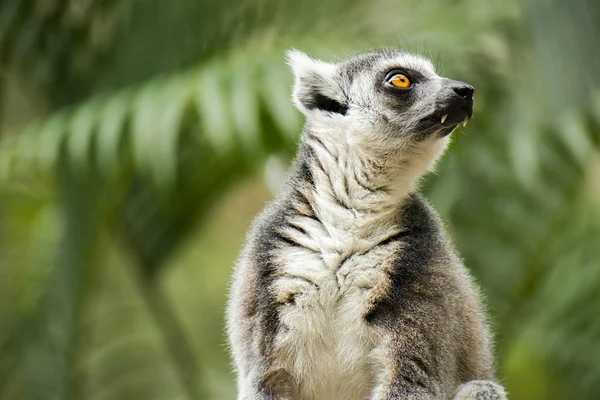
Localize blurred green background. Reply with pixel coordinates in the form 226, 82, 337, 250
1, 0, 600, 399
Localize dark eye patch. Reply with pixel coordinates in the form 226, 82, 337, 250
383, 68, 425, 85
376, 67, 426, 111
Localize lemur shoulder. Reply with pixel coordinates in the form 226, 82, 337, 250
227, 48, 508, 400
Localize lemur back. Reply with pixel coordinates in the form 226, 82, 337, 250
227, 49, 507, 400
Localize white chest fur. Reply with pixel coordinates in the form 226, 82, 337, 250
274, 243, 395, 400
272, 196, 401, 399
267, 131, 448, 399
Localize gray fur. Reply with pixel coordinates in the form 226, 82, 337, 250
227, 49, 507, 400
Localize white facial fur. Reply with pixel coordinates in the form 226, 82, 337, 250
287, 49, 454, 192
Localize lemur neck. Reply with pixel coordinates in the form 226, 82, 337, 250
295, 129, 432, 233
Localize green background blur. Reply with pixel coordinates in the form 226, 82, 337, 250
1, 0, 600, 399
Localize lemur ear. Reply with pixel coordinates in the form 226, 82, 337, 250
286, 50, 348, 116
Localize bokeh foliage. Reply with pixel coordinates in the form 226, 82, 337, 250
1, 0, 600, 399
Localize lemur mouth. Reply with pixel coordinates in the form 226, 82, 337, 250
440, 111, 470, 127
433, 104, 473, 136
429, 79, 474, 136
418, 107, 472, 138
417, 80, 474, 138
439, 103, 472, 126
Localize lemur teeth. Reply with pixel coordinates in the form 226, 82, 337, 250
441, 114, 448, 124
462, 117, 468, 127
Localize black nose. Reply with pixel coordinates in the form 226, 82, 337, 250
436, 80, 475, 125
452, 84, 474, 100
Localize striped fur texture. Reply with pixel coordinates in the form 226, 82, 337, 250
226, 49, 507, 400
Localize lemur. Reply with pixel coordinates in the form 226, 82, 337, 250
227, 49, 507, 400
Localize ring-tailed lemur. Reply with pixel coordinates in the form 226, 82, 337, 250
227, 49, 507, 400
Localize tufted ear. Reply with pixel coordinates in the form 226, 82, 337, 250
286, 50, 348, 116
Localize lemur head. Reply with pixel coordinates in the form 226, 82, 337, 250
288, 48, 474, 153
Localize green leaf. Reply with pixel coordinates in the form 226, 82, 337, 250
259, 59, 301, 140
68, 98, 104, 175
195, 63, 234, 154
37, 112, 70, 174
96, 91, 134, 179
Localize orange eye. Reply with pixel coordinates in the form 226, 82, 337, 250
389, 74, 411, 88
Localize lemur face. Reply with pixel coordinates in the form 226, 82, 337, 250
288, 49, 474, 146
